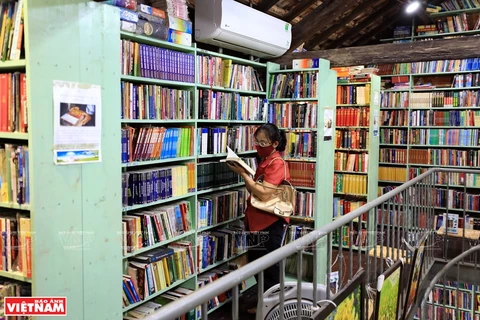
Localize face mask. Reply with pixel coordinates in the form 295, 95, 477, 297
255, 145, 275, 158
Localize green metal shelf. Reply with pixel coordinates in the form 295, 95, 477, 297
430, 7, 480, 18
121, 119, 195, 124
337, 104, 370, 107
196, 83, 266, 96
196, 183, 245, 196
122, 274, 196, 313
268, 97, 318, 102
268, 68, 318, 74
196, 48, 266, 68
197, 150, 256, 159
123, 230, 196, 259
409, 144, 480, 149
412, 86, 480, 92
122, 193, 195, 212
196, 119, 265, 124
409, 106, 480, 110
0, 132, 28, 140
197, 215, 245, 233
120, 75, 195, 88
378, 162, 407, 166
121, 156, 196, 168
0, 59, 26, 69
199, 251, 247, 274
120, 31, 195, 53
337, 82, 371, 86
0, 270, 32, 283
0, 202, 30, 210
334, 170, 368, 175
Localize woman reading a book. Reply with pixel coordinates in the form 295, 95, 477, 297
227, 123, 291, 315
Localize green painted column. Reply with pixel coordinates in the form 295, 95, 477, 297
25, 1, 121, 319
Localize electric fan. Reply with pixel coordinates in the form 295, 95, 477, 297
257, 282, 330, 320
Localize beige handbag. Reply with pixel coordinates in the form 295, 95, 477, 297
250, 158, 296, 218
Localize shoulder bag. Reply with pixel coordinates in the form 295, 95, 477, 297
250, 157, 296, 218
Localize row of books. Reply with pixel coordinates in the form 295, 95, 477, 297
0, 213, 31, 278
334, 174, 367, 196
269, 72, 317, 99
409, 109, 480, 126
377, 209, 428, 228
197, 160, 254, 191
196, 56, 264, 92
197, 189, 248, 229
121, 39, 195, 83
117, 3, 192, 46
380, 148, 480, 166
0, 1, 23, 61
123, 243, 194, 306
283, 225, 314, 252
121, 163, 195, 207
122, 201, 192, 255
419, 305, 476, 320
380, 91, 410, 109
378, 58, 480, 75
332, 226, 368, 248
409, 128, 480, 146
334, 152, 369, 173
332, 198, 366, 219
409, 168, 480, 187
121, 126, 194, 163
380, 128, 408, 145
430, 287, 473, 309
197, 226, 246, 271
285, 131, 317, 158
294, 191, 315, 218
381, 110, 408, 126
0, 281, 31, 319
120, 81, 192, 120
266, 102, 318, 129
198, 90, 265, 121
0, 144, 29, 205
197, 125, 258, 155
0, 73, 26, 133
378, 166, 408, 182
336, 107, 370, 127
334, 129, 370, 150
335, 84, 371, 105
432, 187, 480, 211
409, 91, 480, 109
288, 162, 316, 188
440, 0, 480, 11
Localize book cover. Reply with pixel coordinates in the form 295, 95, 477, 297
220, 146, 255, 176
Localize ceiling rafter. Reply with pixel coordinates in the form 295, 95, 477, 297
304, 0, 385, 50
283, 0, 320, 22
256, 0, 281, 12
289, 0, 359, 53
324, 1, 399, 49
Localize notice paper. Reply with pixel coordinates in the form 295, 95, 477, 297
53, 80, 102, 165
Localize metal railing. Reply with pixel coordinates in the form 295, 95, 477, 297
138, 167, 480, 320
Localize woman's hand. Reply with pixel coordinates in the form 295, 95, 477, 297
227, 162, 248, 175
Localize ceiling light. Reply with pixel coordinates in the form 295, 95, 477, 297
406, 1, 421, 13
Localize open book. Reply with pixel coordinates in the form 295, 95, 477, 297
220, 146, 256, 176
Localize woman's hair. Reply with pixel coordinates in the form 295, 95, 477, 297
254, 123, 287, 152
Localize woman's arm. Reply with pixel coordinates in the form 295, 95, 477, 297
240, 172, 277, 201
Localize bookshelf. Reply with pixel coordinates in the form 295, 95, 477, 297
266, 59, 337, 283
333, 75, 381, 251
1, 1, 124, 319
377, 58, 480, 232
119, 24, 267, 317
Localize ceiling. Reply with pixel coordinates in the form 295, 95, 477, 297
187, 0, 442, 53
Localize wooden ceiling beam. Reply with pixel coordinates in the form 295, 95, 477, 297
283, 0, 320, 22
289, 0, 359, 53
352, 13, 403, 46
256, 0, 280, 12
304, 0, 384, 50
272, 36, 480, 68
325, 2, 399, 49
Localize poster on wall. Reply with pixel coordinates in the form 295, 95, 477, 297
373, 110, 379, 137
324, 108, 333, 141
52, 80, 102, 165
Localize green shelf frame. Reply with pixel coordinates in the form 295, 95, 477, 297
0, 132, 28, 140
121, 156, 196, 168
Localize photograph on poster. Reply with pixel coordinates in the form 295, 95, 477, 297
59, 103, 96, 127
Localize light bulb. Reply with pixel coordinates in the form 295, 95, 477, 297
406, 1, 420, 13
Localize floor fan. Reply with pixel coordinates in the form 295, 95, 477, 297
257, 282, 330, 320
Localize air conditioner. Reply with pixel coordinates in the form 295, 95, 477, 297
195, 0, 292, 59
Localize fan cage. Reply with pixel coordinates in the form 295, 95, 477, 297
264, 298, 316, 320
